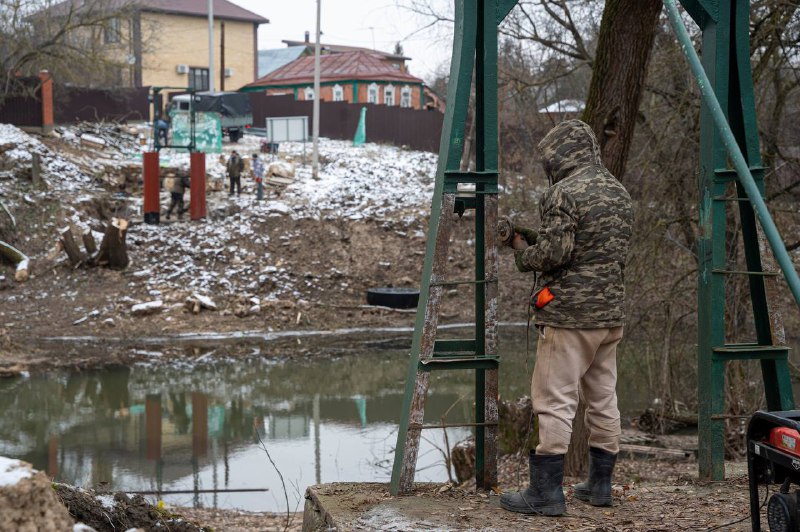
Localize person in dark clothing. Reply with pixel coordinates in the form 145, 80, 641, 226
226, 150, 245, 196
166, 175, 190, 220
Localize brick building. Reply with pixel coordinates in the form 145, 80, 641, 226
45, 0, 268, 91
242, 50, 427, 110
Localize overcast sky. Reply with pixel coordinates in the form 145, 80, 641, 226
229, 1, 453, 82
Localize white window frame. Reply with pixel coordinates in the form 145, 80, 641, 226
304, 87, 315, 100
332, 84, 344, 102
367, 83, 379, 104
400, 85, 412, 108
384, 84, 395, 106
104, 17, 121, 44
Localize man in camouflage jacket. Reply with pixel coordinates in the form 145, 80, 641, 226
500, 119, 634, 516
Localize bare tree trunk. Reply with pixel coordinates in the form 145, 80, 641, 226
565, 0, 663, 475
564, 401, 588, 477
582, 0, 663, 179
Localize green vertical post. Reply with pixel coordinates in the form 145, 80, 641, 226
352, 81, 359, 103
670, 0, 797, 480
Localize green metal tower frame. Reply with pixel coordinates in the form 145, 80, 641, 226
390, 0, 519, 495
391, 0, 800, 491
666, 0, 800, 480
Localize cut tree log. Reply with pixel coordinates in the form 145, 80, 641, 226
131, 300, 163, 316
97, 218, 129, 270
0, 240, 30, 282
60, 227, 85, 267
82, 230, 97, 258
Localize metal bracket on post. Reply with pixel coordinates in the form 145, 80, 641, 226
390, 0, 503, 496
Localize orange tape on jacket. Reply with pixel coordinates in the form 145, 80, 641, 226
533, 287, 555, 309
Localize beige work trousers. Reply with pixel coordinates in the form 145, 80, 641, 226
532, 326, 623, 455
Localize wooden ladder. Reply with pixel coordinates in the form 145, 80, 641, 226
390, 0, 516, 495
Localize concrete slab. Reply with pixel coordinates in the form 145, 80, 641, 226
302, 477, 759, 531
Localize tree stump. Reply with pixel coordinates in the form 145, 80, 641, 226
60, 227, 85, 266
82, 231, 97, 258
97, 218, 129, 270
451, 437, 475, 484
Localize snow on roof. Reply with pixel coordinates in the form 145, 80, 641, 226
258, 47, 308, 78
538, 99, 585, 113
245, 51, 424, 89
0, 457, 33, 487
281, 40, 411, 61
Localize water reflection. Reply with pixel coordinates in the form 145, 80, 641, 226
0, 329, 656, 512
0, 358, 473, 512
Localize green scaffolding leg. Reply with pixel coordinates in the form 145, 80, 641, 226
673, 0, 796, 480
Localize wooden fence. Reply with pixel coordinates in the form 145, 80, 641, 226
0, 84, 444, 152
54, 86, 150, 124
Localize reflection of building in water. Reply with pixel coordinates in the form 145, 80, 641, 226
265, 413, 310, 440
0, 360, 475, 509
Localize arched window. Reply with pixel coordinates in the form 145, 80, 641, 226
367, 83, 379, 104
332, 84, 344, 102
384, 84, 395, 106
304, 87, 315, 100
400, 85, 412, 108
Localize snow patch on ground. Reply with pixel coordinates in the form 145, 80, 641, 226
0, 123, 92, 191
0, 456, 33, 487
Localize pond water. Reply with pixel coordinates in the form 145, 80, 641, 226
0, 326, 655, 512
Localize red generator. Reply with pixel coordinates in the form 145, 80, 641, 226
748, 411, 800, 532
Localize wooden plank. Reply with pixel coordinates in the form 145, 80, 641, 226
265, 176, 294, 186
396, 193, 456, 494
482, 193, 499, 488
618, 444, 694, 459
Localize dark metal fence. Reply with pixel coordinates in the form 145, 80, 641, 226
0, 78, 43, 127
249, 94, 443, 152
54, 86, 150, 124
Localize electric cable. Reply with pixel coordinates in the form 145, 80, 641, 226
704, 481, 769, 531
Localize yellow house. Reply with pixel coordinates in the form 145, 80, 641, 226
50, 0, 268, 91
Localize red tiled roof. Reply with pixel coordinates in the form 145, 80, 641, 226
47, 0, 268, 24
245, 51, 423, 88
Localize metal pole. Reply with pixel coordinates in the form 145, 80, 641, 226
663, 0, 800, 308
312, 0, 321, 179
208, 0, 215, 93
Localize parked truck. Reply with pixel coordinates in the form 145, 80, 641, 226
168, 92, 253, 142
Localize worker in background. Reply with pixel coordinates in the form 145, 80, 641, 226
499, 120, 634, 516
226, 150, 244, 196
165, 175, 190, 220
251, 153, 265, 201
154, 113, 169, 148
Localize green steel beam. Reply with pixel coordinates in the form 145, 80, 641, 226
679, 0, 719, 25
496, 0, 518, 24
665, 0, 800, 313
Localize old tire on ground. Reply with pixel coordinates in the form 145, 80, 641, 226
366, 287, 420, 309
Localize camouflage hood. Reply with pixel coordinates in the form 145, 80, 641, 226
537, 119, 602, 185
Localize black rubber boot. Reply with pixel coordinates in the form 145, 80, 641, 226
574, 447, 616, 506
500, 451, 566, 516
